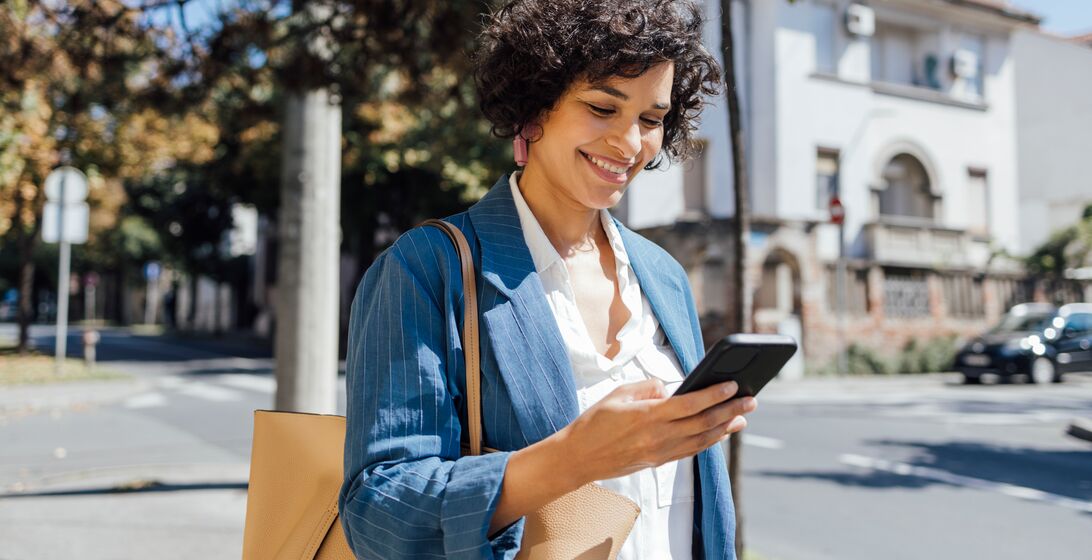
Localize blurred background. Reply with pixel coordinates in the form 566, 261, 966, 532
1, 1, 1090, 559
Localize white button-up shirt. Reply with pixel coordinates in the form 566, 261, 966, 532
509, 173, 695, 560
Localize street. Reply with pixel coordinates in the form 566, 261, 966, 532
1, 326, 1089, 559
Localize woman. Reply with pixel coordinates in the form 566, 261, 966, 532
339, 1, 758, 558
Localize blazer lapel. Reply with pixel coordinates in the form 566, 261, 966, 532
468, 176, 580, 444
615, 219, 701, 372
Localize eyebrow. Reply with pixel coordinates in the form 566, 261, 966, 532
589, 84, 670, 111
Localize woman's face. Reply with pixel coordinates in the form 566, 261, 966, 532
525, 61, 674, 210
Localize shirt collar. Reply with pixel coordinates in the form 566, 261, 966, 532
509, 172, 563, 274
509, 171, 632, 273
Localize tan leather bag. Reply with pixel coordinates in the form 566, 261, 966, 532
242, 219, 639, 560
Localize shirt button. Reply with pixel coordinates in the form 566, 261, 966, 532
610, 369, 622, 381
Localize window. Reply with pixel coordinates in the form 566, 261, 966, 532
878, 154, 935, 221
871, 22, 941, 90
1066, 313, 1092, 335
813, 1, 836, 74
816, 148, 839, 212
956, 33, 985, 99
883, 269, 930, 318
967, 168, 989, 237
871, 23, 915, 85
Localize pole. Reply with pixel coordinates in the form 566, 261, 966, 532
720, 1, 751, 557
145, 274, 159, 325
85, 282, 95, 322
836, 221, 848, 374
55, 175, 70, 375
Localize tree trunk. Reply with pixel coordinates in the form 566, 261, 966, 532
720, 1, 752, 558
14, 186, 36, 355
273, 88, 342, 414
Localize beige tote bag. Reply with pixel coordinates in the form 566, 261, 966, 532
242, 219, 639, 560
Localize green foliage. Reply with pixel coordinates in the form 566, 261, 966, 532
897, 335, 960, 374
1025, 202, 1092, 276
815, 335, 960, 375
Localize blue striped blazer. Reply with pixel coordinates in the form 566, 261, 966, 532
339, 175, 736, 559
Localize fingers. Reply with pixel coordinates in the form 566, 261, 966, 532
669, 414, 749, 463
671, 395, 756, 437
612, 378, 667, 402
658, 380, 742, 420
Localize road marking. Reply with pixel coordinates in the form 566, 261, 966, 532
176, 383, 242, 402
839, 453, 1092, 514
123, 392, 167, 409
217, 374, 276, 394
743, 434, 785, 449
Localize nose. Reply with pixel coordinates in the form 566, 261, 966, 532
605, 120, 642, 160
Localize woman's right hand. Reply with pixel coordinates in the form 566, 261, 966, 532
554, 378, 757, 485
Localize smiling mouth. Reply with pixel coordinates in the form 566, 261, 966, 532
580, 151, 632, 175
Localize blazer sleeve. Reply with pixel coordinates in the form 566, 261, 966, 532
339, 228, 524, 559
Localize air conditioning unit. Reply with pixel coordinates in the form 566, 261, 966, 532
845, 4, 876, 37
950, 49, 979, 79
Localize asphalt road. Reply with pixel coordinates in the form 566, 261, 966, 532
742, 374, 1092, 560
1, 326, 1089, 559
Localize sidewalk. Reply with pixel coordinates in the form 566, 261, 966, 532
0, 463, 248, 560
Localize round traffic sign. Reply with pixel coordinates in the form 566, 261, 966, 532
44, 167, 88, 204
829, 196, 845, 225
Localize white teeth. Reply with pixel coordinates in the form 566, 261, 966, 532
586, 153, 627, 174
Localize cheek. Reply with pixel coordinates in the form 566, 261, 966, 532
641, 131, 665, 164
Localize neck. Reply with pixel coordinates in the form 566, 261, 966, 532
516, 166, 605, 256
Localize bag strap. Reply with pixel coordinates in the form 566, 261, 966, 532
419, 219, 483, 457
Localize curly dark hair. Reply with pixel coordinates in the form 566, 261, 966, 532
474, 0, 722, 170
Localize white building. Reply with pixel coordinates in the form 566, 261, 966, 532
1011, 28, 1092, 255
617, 0, 1062, 372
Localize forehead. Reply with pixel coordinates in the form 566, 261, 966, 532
579, 62, 674, 104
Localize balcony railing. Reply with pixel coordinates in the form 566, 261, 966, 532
861, 217, 990, 269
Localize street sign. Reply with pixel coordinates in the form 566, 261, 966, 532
829, 196, 845, 225
144, 262, 161, 281
44, 167, 88, 204
42, 201, 89, 244
44, 166, 90, 376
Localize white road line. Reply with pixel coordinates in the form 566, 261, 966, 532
839, 453, 1092, 514
216, 374, 276, 394
176, 383, 242, 402
123, 392, 168, 409
743, 434, 785, 449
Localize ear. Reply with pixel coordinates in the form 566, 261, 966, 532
522, 122, 543, 142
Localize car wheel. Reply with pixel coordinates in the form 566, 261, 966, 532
1030, 357, 1055, 385
962, 375, 981, 385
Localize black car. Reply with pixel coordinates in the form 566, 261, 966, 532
954, 303, 1092, 384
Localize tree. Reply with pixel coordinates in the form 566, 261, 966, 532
0, 0, 191, 351
1025, 203, 1092, 300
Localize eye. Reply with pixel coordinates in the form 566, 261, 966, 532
587, 103, 615, 116
641, 117, 663, 127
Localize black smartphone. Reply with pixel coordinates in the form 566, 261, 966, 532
672, 334, 798, 398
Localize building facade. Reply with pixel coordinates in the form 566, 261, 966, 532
615, 0, 1084, 374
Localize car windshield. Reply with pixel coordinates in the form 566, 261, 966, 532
991, 311, 1053, 333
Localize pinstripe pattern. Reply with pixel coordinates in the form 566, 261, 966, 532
339, 175, 736, 559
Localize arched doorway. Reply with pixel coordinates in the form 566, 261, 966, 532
752, 249, 806, 379
877, 153, 938, 221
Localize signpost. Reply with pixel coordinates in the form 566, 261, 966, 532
830, 194, 848, 375
42, 167, 89, 375
144, 262, 161, 325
